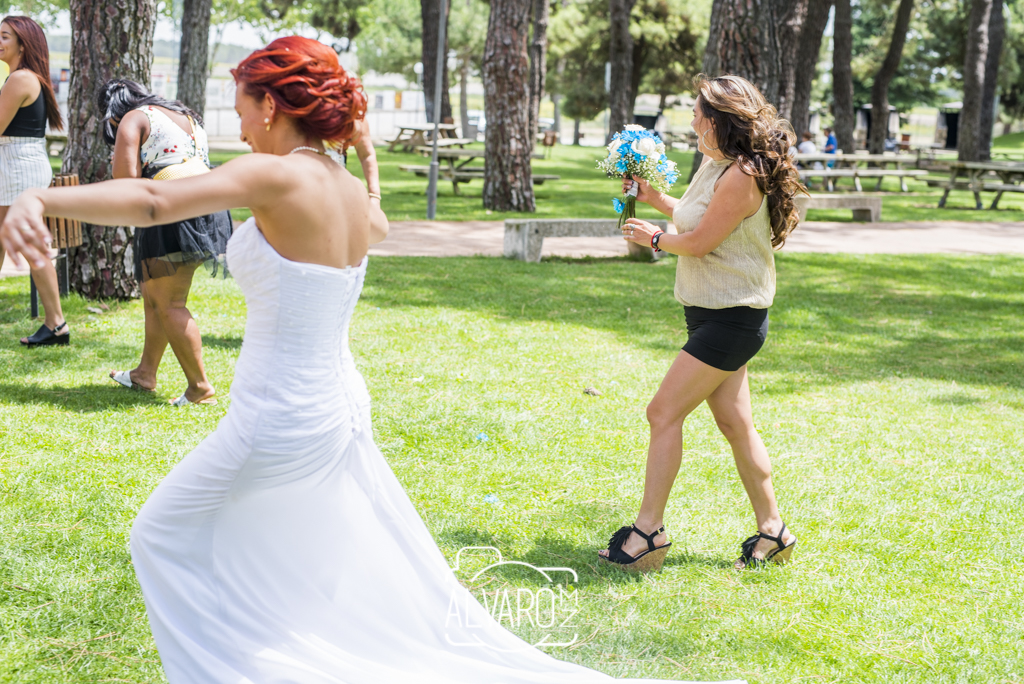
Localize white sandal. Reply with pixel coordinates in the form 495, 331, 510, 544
170, 392, 217, 407
109, 370, 154, 392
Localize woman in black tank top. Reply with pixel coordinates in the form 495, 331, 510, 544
0, 16, 69, 348
3, 88, 45, 137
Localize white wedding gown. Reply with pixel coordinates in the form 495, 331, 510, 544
130, 218, 742, 684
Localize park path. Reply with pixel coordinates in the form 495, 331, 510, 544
366, 219, 1024, 258
3, 220, 1024, 279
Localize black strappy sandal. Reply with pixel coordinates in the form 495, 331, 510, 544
20, 321, 70, 347
599, 524, 672, 573
735, 522, 796, 570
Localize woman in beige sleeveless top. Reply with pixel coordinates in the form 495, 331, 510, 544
599, 75, 805, 572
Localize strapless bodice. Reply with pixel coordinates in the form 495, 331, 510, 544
223, 218, 371, 444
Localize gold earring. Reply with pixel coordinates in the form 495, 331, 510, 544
264, 117, 271, 132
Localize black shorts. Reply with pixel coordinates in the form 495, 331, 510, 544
682, 306, 769, 372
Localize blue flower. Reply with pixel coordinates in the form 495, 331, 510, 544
613, 197, 625, 213
615, 159, 628, 173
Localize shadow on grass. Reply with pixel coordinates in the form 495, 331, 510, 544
202, 335, 243, 350
0, 382, 159, 411
930, 393, 983, 406
360, 254, 1024, 390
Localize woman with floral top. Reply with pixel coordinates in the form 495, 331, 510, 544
100, 79, 232, 406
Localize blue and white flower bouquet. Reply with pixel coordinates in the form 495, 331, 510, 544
597, 125, 679, 228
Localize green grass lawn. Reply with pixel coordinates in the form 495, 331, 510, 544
2, 253, 1022, 683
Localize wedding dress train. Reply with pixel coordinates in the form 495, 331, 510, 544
130, 217, 742, 684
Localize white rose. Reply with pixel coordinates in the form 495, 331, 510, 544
607, 139, 622, 154
630, 137, 659, 157
623, 124, 646, 132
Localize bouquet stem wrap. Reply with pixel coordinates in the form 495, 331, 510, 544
616, 182, 638, 229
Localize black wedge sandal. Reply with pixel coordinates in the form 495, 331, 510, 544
599, 524, 672, 573
735, 522, 796, 570
20, 321, 70, 348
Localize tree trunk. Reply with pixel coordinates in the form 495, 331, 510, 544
528, 0, 549, 148
607, 0, 637, 142
573, 117, 581, 145
832, 0, 854, 153
790, 0, 832, 136
959, 0, 993, 161
978, 0, 1004, 160
459, 59, 470, 138
421, 0, 453, 124
689, 0, 787, 179
552, 56, 565, 141
177, 0, 212, 117
628, 35, 647, 116
483, 0, 535, 212
868, 0, 915, 154
776, 0, 809, 121
65, 0, 156, 300
208, 22, 227, 77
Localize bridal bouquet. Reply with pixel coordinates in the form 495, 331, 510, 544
597, 125, 679, 228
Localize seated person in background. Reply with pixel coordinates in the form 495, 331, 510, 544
823, 127, 838, 154
797, 131, 817, 155
797, 132, 823, 170
823, 126, 838, 168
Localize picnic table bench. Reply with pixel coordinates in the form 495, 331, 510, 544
401, 147, 558, 195
932, 161, 1024, 210
386, 123, 458, 152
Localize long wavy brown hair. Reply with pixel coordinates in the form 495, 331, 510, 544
696, 74, 804, 248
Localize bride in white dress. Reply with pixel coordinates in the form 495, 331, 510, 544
1, 38, 741, 684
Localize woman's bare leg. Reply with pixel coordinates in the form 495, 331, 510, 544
27, 260, 67, 331
141, 264, 214, 403
600, 351, 732, 559
706, 366, 794, 561
113, 278, 167, 391
1, 206, 70, 342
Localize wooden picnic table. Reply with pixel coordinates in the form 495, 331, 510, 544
45, 133, 67, 157
935, 160, 1024, 210
402, 147, 555, 195
795, 153, 925, 192
795, 152, 915, 167
387, 123, 458, 152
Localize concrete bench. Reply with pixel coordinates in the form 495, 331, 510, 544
794, 194, 881, 222
504, 218, 670, 262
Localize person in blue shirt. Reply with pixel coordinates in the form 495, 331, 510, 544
823, 126, 838, 168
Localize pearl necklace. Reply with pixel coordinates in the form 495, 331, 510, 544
288, 146, 325, 156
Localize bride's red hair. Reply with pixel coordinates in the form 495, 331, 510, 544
231, 36, 366, 146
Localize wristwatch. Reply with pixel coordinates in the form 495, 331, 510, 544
651, 231, 664, 252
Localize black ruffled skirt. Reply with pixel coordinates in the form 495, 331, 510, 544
133, 164, 233, 282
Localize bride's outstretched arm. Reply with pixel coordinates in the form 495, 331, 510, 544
5, 154, 292, 267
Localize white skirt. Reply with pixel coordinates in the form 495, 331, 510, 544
0, 136, 52, 205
